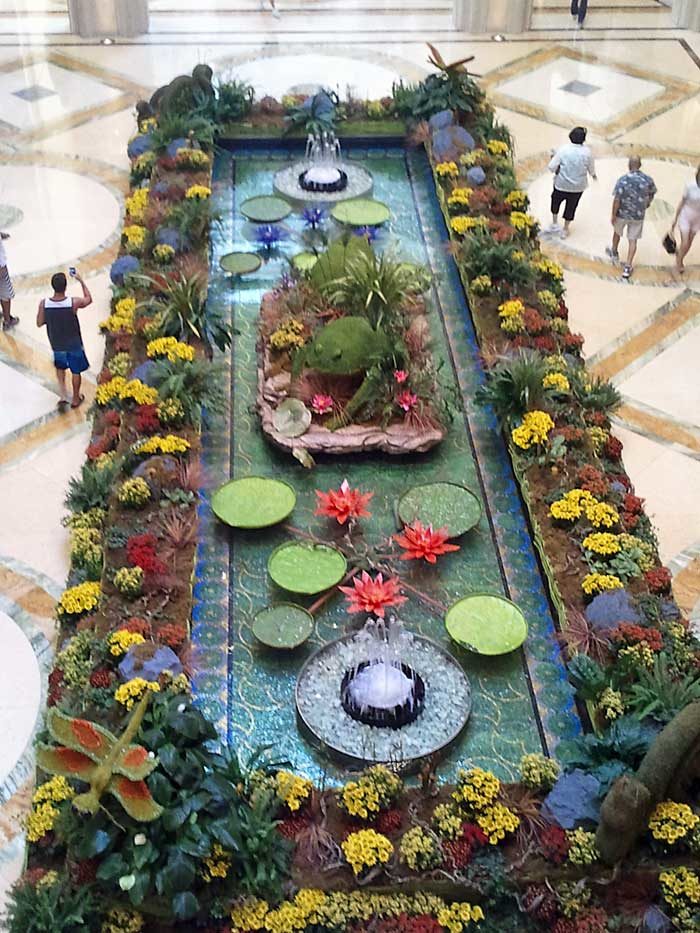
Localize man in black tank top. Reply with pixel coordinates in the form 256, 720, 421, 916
37, 271, 92, 409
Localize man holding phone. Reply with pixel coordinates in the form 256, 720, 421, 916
0, 230, 18, 330
37, 268, 92, 409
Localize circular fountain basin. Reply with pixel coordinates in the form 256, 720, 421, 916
296, 633, 471, 772
341, 660, 425, 730
274, 160, 373, 205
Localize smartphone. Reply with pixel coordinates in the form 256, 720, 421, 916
69, 267, 76, 277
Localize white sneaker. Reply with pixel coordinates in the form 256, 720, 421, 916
543, 223, 561, 235
560, 228, 569, 239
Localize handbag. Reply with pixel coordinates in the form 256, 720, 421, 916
662, 231, 677, 254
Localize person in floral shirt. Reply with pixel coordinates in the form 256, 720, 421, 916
607, 155, 657, 280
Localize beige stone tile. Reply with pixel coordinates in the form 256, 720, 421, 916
619, 93, 700, 155
29, 105, 134, 170
613, 425, 700, 564
573, 38, 700, 85
559, 273, 683, 360
619, 324, 700, 426
502, 107, 580, 161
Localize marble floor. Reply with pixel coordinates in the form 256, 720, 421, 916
0, 0, 699, 906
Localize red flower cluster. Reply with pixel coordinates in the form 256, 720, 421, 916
126, 534, 167, 576
339, 571, 407, 619
556, 299, 569, 320
575, 465, 609, 498
645, 566, 672, 595
539, 822, 570, 864
531, 334, 558, 353
122, 616, 153, 637
157, 623, 188, 649
584, 410, 608, 428
86, 425, 120, 461
551, 921, 577, 933
376, 915, 442, 933
276, 815, 309, 839
563, 332, 584, 353
623, 494, 643, 515
89, 668, 114, 689
522, 307, 549, 336
603, 436, 623, 461
394, 521, 460, 564
47, 667, 64, 707
103, 410, 121, 428
69, 858, 98, 885
612, 623, 663, 652
522, 884, 558, 923
553, 425, 584, 446
374, 808, 402, 835
573, 909, 609, 933
442, 823, 488, 870
114, 334, 132, 353
315, 479, 373, 525
134, 403, 161, 435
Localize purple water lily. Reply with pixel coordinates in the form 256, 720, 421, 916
256, 224, 286, 250
353, 225, 379, 243
302, 207, 326, 229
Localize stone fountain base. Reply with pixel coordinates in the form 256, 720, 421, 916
273, 160, 373, 205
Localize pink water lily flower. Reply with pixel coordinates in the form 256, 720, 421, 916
311, 393, 334, 415
396, 390, 418, 412
394, 369, 408, 384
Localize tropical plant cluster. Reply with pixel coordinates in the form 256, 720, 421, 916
8, 59, 700, 933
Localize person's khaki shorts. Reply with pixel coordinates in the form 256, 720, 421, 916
613, 217, 644, 240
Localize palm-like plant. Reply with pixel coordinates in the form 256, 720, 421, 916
626, 653, 700, 723
151, 357, 226, 426
475, 350, 548, 424
460, 231, 535, 292
149, 113, 216, 153
146, 272, 232, 354
167, 196, 220, 247
324, 251, 424, 330
65, 459, 121, 513
570, 371, 622, 414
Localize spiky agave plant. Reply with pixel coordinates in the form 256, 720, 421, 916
474, 350, 548, 425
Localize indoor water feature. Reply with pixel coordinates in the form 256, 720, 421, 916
273, 131, 373, 203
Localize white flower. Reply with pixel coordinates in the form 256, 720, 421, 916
134, 833, 147, 846
177, 703, 186, 712
119, 873, 136, 891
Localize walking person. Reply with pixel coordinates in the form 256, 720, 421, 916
545, 126, 597, 239
571, 0, 588, 27
37, 270, 92, 409
0, 231, 18, 331
670, 165, 700, 275
606, 155, 657, 280
260, 0, 280, 18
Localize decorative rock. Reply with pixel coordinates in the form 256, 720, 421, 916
585, 589, 640, 632
119, 644, 183, 683
110, 255, 140, 287
133, 455, 180, 487
130, 361, 158, 386
642, 906, 672, 933
428, 109, 454, 131
259, 95, 284, 116
432, 126, 475, 162
127, 133, 152, 159
466, 166, 487, 186
541, 769, 601, 828
165, 137, 189, 159
156, 227, 188, 252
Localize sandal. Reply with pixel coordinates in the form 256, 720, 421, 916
2, 315, 18, 331
71, 394, 85, 409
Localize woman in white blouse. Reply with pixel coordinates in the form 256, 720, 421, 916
671, 165, 700, 274
545, 126, 597, 239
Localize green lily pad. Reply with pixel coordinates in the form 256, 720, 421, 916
240, 195, 292, 223
212, 476, 296, 528
268, 542, 347, 595
331, 198, 391, 227
445, 593, 528, 656
273, 398, 312, 438
220, 252, 262, 275
397, 482, 481, 538
252, 603, 314, 649
291, 251, 318, 272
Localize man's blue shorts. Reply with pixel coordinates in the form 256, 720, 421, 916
53, 348, 89, 374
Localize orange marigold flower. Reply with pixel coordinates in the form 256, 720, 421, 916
394, 521, 460, 564
339, 571, 407, 618
315, 478, 373, 525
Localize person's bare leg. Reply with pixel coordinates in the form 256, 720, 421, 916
563, 219, 572, 237
56, 368, 68, 405
1, 297, 10, 324
71, 373, 83, 407
611, 232, 621, 254
676, 232, 694, 272
626, 239, 638, 267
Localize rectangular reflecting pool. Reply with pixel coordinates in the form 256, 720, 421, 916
192, 143, 581, 781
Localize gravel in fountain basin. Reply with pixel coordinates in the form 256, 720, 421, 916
274, 160, 373, 205
296, 633, 472, 771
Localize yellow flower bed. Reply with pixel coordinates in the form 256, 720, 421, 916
437, 902, 485, 931
451, 215, 488, 235
147, 336, 195, 363
125, 187, 149, 224
275, 770, 312, 812
581, 572, 623, 596
582, 532, 621, 556
341, 828, 393, 877
117, 477, 151, 508
447, 187, 473, 208
542, 372, 569, 393
95, 376, 159, 407
452, 767, 500, 811
475, 802, 520, 844
57, 580, 101, 617
649, 801, 700, 845
122, 224, 147, 253
133, 434, 191, 456
114, 677, 160, 710
504, 189, 527, 209
108, 629, 146, 657
486, 139, 509, 156
509, 211, 536, 232
511, 410, 555, 450
435, 161, 459, 178
153, 243, 175, 264
185, 184, 212, 199
100, 296, 136, 334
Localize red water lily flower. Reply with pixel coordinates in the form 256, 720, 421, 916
396, 390, 418, 412
394, 520, 460, 564
339, 571, 407, 618
315, 479, 373, 525
394, 369, 408, 384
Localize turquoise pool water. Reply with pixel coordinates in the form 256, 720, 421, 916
192, 144, 581, 781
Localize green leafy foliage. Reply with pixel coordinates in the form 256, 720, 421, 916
309, 236, 372, 291
460, 230, 535, 291
626, 653, 700, 723
214, 77, 254, 123
146, 272, 232, 354
557, 716, 656, 794
284, 89, 339, 135
151, 357, 226, 427
570, 371, 622, 414
567, 653, 610, 702
391, 71, 484, 121
149, 113, 216, 153
5, 874, 99, 933
167, 194, 219, 246
475, 350, 547, 424
65, 460, 121, 513
472, 108, 513, 150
